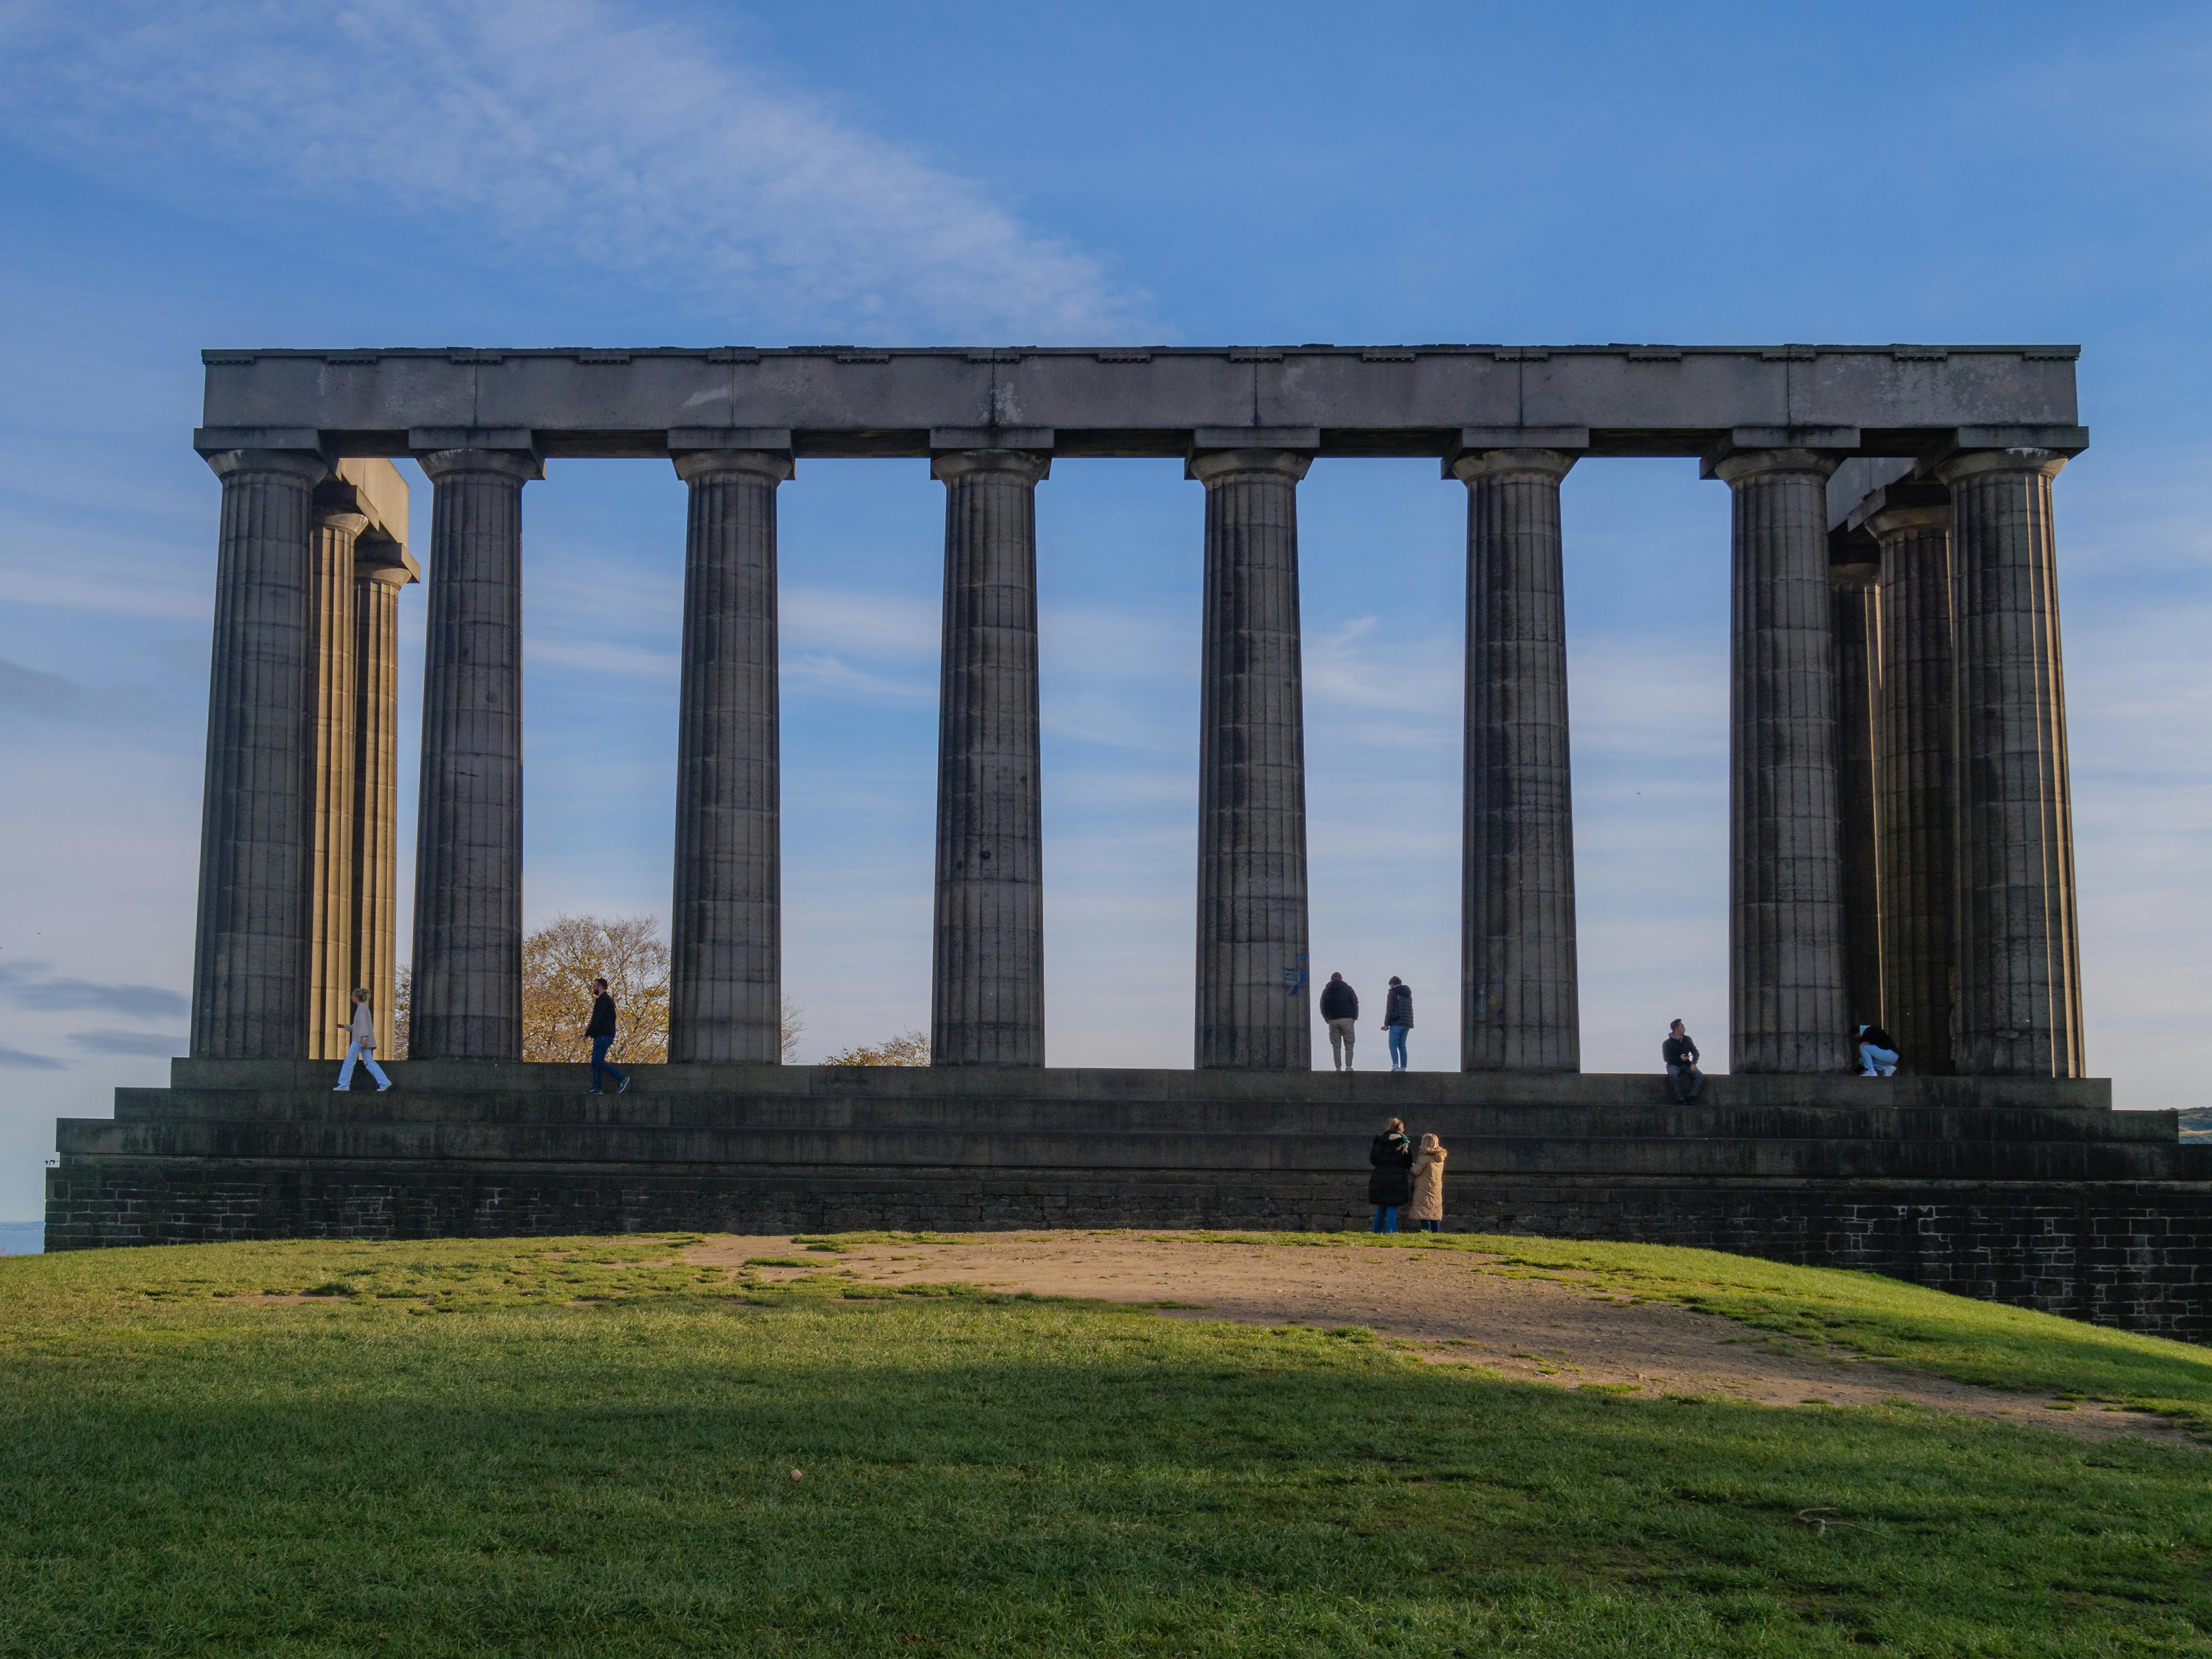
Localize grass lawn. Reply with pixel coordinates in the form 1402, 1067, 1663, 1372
3, 1233, 2210, 1658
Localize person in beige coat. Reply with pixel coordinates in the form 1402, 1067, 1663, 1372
1407, 1133, 1446, 1232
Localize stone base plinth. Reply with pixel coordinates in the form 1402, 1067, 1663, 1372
46, 1063, 2212, 1337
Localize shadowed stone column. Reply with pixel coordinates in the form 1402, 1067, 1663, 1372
1829, 560, 1883, 1032
670, 447, 791, 1064
189, 447, 329, 1058
350, 542, 416, 1059
1866, 486, 1957, 1075
410, 447, 539, 1061
305, 484, 362, 1060
1937, 448, 2082, 1076
930, 449, 1049, 1066
1450, 448, 1580, 1071
1192, 445, 1313, 1070
1711, 448, 1850, 1073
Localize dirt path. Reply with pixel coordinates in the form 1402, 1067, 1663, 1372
685, 1231, 2190, 1445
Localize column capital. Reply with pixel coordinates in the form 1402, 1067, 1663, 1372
1849, 479, 1951, 544
1705, 447, 1845, 487
930, 449, 1049, 486
203, 448, 329, 487
1449, 448, 1578, 486
354, 539, 421, 588
673, 449, 795, 486
1186, 447, 1312, 486
1935, 447, 2069, 486
415, 448, 544, 485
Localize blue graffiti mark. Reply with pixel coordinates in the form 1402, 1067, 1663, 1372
1283, 952, 1309, 997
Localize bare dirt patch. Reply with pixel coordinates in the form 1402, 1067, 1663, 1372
687, 1231, 2191, 1444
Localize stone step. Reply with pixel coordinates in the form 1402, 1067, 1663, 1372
56, 1115, 2202, 1182
106, 1085, 2175, 1145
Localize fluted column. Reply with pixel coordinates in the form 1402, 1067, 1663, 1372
669, 449, 790, 1064
1451, 449, 1580, 1071
1830, 567, 1883, 1031
304, 487, 362, 1060
1867, 491, 1956, 1074
930, 450, 1049, 1066
410, 448, 538, 1061
1192, 448, 1312, 1070
1713, 449, 1850, 1073
350, 546, 414, 1059
1937, 449, 2082, 1076
189, 448, 329, 1058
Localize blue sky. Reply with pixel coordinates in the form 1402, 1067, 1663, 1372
1, 1, 2208, 1220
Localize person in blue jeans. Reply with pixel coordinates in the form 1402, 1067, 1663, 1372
1368, 1118, 1413, 1232
1383, 977, 1414, 1071
586, 978, 631, 1096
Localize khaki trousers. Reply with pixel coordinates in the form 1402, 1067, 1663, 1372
1327, 1017, 1357, 1068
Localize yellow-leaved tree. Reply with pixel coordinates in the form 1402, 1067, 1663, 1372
820, 1029, 930, 1066
393, 916, 805, 1064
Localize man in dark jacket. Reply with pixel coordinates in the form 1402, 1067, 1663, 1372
586, 978, 631, 1096
1382, 978, 1414, 1072
1368, 1117, 1413, 1232
1320, 973, 1360, 1071
1663, 1020, 1702, 1102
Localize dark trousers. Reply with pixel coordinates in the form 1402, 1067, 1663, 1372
1371, 1205, 1399, 1233
591, 1035, 627, 1092
1417, 1219, 1441, 1232
1668, 1063, 1703, 1102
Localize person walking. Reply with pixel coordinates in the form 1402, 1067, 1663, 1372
1407, 1132, 1448, 1233
332, 988, 391, 1092
1856, 1022, 1900, 1077
586, 977, 632, 1096
1663, 1019, 1703, 1103
1320, 972, 1360, 1071
1382, 977, 1414, 1071
1367, 1116, 1413, 1232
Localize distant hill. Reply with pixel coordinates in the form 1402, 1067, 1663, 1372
2177, 1108, 2212, 1142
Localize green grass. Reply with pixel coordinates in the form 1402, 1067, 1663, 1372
2, 1233, 2209, 1657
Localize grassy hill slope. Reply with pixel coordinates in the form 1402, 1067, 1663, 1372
2, 1234, 2208, 1658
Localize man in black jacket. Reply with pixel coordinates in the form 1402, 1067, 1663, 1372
586, 978, 631, 1096
1663, 1019, 1702, 1102
1320, 973, 1360, 1071
1368, 1117, 1413, 1232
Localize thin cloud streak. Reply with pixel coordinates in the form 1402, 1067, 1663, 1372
0, 0, 1149, 342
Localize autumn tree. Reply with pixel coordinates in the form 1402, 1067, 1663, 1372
820, 1028, 930, 1066
394, 924, 806, 1065
523, 914, 669, 1063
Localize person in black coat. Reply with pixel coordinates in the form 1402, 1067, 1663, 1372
586, 977, 631, 1096
1663, 1019, 1703, 1103
1320, 972, 1360, 1071
1382, 978, 1414, 1072
1368, 1117, 1413, 1233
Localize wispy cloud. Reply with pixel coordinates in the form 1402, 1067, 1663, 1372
0, 1047, 65, 1072
68, 1029, 186, 1057
782, 590, 939, 657
0, 963, 190, 1021
0, 0, 1147, 342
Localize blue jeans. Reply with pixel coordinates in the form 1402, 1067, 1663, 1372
334, 1039, 389, 1091
1387, 1026, 1409, 1070
591, 1035, 627, 1092
1371, 1205, 1399, 1233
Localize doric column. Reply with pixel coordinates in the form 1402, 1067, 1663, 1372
350, 542, 416, 1059
409, 446, 538, 1061
189, 447, 329, 1059
929, 449, 1049, 1066
304, 484, 362, 1060
1936, 448, 2082, 1076
1450, 448, 1580, 1071
1191, 445, 1313, 1070
669, 447, 791, 1065
1866, 486, 1957, 1074
1828, 561, 1883, 1032
1711, 448, 1851, 1073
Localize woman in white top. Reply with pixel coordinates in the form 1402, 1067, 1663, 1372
334, 988, 393, 1092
